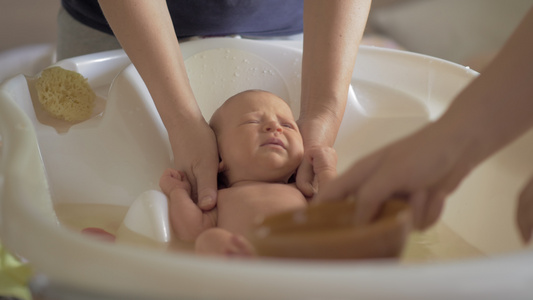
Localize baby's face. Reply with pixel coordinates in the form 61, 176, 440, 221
212, 90, 304, 184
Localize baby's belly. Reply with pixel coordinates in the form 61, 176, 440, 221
217, 192, 306, 235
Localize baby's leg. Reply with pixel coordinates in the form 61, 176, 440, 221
195, 228, 255, 257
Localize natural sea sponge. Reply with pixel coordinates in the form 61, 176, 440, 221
35, 66, 95, 122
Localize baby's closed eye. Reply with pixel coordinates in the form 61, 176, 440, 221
282, 123, 294, 129
242, 119, 260, 125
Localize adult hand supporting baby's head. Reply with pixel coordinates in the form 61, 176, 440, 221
296, 115, 339, 197
297, 146, 338, 197
167, 117, 219, 210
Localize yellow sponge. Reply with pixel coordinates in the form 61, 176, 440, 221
35, 66, 95, 122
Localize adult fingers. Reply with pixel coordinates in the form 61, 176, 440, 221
296, 159, 315, 197
517, 198, 533, 244
407, 190, 427, 230
353, 154, 409, 226
299, 146, 338, 196
420, 191, 447, 230
314, 150, 389, 228
311, 147, 338, 191
194, 160, 219, 211
517, 176, 533, 243
415, 164, 471, 230
169, 121, 219, 210
313, 151, 380, 204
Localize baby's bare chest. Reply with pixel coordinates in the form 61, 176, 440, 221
216, 184, 307, 233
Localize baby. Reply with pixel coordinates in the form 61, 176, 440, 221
159, 90, 337, 256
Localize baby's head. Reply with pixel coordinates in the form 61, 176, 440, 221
210, 90, 304, 186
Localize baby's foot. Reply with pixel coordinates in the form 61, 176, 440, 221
159, 168, 191, 196
226, 234, 255, 257
195, 230, 255, 258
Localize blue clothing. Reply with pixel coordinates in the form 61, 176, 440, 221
61, 0, 304, 39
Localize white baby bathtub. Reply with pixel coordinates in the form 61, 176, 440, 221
1, 38, 533, 299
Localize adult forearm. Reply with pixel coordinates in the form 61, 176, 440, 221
300, 0, 371, 146
98, 0, 202, 128
437, 7, 533, 163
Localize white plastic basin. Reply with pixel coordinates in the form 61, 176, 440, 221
1, 38, 533, 299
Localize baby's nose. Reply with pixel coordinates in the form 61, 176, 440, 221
264, 122, 282, 133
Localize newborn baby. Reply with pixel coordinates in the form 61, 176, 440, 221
160, 90, 337, 256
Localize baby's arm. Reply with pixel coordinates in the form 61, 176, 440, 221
159, 168, 217, 241
195, 228, 254, 257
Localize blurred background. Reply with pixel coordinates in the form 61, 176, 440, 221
1, 0, 60, 52
1, 0, 532, 75
364, 0, 533, 72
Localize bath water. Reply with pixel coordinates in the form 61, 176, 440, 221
402, 221, 484, 263
54, 203, 194, 252
54, 203, 483, 262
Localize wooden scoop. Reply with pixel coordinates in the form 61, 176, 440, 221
247, 199, 412, 260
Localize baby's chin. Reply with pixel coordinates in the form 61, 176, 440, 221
257, 152, 301, 168
227, 170, 297, 186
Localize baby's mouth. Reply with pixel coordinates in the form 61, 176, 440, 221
261, 137, 286, 149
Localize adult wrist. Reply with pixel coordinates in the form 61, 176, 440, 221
298, 113, 340, 148
431, 110, 492, 170
157, 97, 205, 129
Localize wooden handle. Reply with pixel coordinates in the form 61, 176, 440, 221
248, 199, 412, 260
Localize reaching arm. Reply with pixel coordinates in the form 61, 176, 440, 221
315, 6, 533, 230
297, 0, 371, 196
437, 6, 533, 162
98, 0, 218, 210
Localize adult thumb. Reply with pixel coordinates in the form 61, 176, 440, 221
296, 160, 315, 197
195, 165, 218, 211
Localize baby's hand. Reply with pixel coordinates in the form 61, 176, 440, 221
159, 168, 192, 196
